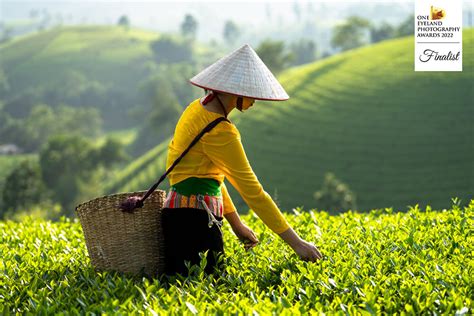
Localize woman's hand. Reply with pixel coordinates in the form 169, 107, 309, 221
278, 227, 323, 262
233, 223, 259, 251
224, 211, 259, 251
291, 239, 323, 262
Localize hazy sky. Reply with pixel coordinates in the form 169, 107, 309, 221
1, 0, 414, 2
1, 0, 471, 47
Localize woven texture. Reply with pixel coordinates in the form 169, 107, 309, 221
75, 190, 166, 278
190, 44, 289, 101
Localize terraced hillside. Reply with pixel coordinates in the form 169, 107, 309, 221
234, 28, 473, 212
0, 25, 220, 130
103, 136, 171, 195
0, 25, 158, 91
106, 29, 473, 213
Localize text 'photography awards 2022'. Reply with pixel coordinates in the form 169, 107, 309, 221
415, 0, 462, 71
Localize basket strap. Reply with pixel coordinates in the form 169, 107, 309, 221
130, 116, 231, 210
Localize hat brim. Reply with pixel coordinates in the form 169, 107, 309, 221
189, 80, 290, 101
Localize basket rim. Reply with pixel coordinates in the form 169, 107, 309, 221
74, 189, 167, 213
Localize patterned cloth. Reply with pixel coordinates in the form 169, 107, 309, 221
163, 190, 224, 219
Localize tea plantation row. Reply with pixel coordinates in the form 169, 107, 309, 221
1, 199, 472, 315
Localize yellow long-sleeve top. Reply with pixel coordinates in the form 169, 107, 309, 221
165, 98, 291, 234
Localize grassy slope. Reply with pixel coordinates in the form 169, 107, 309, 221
94, 127, 138, 147
106, 29, 473, 213
1, 201, 472, 314
233, 28, 473, 212
0, 25, 161, 92
0, 25, 222, 104
102, 136, 172, 195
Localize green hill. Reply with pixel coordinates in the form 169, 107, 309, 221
106, 29, 473, 213
234, 28, 473, 212
0, 25, 163, 132
0, 25, 221, 93
103, 136, 171, 195
0, 25, 221, 131
0, 25, 159, 92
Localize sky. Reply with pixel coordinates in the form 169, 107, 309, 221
2, 0, 414, 3
1, 0, 471, 47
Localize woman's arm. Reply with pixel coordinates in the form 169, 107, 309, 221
221, 181, 237, 215
201, 124, 290, 234
222, 180, 259, 250
225, 211, 322, 259
202, 123, 323, 261
224, 211, 259, 251
223, 210, 243, 231
278, 227, 323, 261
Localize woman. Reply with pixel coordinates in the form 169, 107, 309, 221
160, 44, 323, 277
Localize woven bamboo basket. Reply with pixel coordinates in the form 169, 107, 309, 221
74, 189, 166, 278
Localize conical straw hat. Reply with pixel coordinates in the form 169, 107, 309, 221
189, 44, 289, 101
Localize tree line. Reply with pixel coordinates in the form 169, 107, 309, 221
1, 134, 129, 220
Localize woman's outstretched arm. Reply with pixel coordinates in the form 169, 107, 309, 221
224, 211, 259, 251
201, 123, 290, 234
202, 122, 323, 261
278, 227, 323, 261
221, 181, 237, 215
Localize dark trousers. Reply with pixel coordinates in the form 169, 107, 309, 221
161, 207, 224, 276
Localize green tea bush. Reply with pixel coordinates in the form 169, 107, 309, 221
1, 199, 472, 315
313, 172, 357, 214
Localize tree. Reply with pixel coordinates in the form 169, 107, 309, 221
223, 20, 240, 46
150, 36, 193, 64
0, 25, 13, 44
147, 79, 182, 126
265, 3, 272, 21
1, 160, 52, 219
39, 134, 99, 215
91, 137, 130, 168
293, 1, 301, 21
129, 62, 199, 156
370, 22, 395, 43
0, 111, 37, 153
2, 88, 40, 119
256, 39, 294, 75
289, 39, 316, 66
0, 65, 10, 95
131, 73, 183, 153
117, 15, 130, 28
180, 14, 198, 40
313, 172, 357, 214
396, 15, 414, 37
29, 9, 40, 19
331, 16, 371, 52
0, 102, 102, 153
